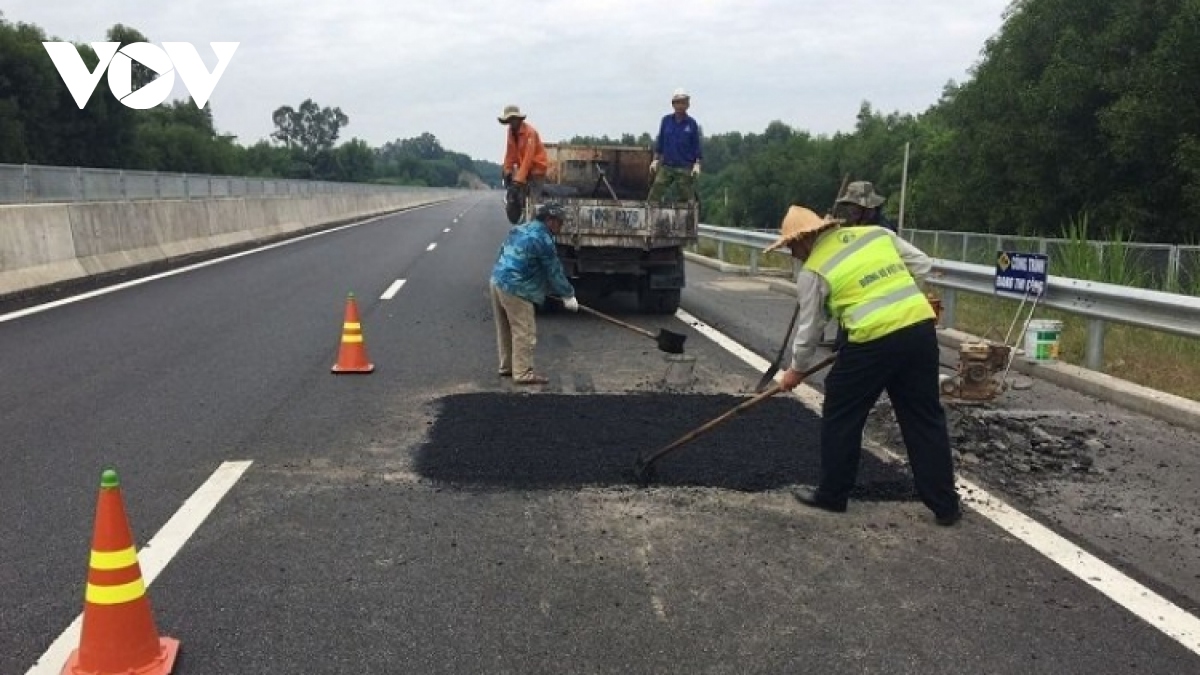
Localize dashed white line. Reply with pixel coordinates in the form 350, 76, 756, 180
444, 228, 451, 233
674, 308, 1200, 656
381, 279, 407, 300
27, 461, 253, 674
426, 243, 437, 252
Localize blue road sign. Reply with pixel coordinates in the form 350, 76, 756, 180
995, 251, 1048, 298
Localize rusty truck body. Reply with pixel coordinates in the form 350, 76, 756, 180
542, 144, 699, 314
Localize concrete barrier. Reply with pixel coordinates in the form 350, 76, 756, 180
0, 190, 455, 298
0, 203, 86, 297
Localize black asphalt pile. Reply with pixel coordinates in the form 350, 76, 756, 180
415, 393, 917, 499
866, 401, 1113, 497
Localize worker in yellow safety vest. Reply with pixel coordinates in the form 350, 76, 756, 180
765, 205, 962, 526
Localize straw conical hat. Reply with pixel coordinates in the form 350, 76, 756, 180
763, 206, 843, 252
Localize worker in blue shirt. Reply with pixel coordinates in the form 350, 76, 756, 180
648, 88, 702, 203
490, 202, 579, 385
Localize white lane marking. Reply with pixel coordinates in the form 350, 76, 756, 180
426, 243, 437, 252
0, 204, 447, 324
27, 461, 253, 674
381, 279, 407, 300
444, 228, 451, 233
674, 309, 823, 411
453, 218, 459, 223
674, 308, 1200, 656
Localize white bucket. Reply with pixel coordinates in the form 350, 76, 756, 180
1023, 319, 1063, 361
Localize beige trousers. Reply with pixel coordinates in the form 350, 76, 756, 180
490, 283, 537, 376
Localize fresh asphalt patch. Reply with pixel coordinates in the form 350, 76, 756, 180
414, 392, 919, 499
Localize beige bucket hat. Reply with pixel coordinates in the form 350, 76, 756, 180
497, 104, 527, 124
763, 205, 844, 253
836, 181, 886, 208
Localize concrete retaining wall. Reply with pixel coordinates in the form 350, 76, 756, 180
0, 190, 454, 298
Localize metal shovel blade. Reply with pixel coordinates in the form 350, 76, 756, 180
655, 329, 687, 354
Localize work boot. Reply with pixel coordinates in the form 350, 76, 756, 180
935, 508, 963, 527
792, 486, 847, 513
514, 372, 549, 385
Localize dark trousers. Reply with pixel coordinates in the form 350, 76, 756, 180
817, 319, 960, 516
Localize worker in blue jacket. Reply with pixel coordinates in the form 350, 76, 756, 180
490, 202, 579, 385
648, 88, 702, 203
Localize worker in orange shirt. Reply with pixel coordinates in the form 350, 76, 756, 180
498, 104, 548, 221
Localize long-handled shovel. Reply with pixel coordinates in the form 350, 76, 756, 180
633, 353, 837, 484
574, 302, 688, 354
754, 174, 850, 393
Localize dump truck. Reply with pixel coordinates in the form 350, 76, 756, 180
541, 144, 699, 314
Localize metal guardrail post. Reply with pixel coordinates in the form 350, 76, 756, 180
717, 240, 725, 261
1167, 246, 1181, 292
77, 166, 85, 201
119, 169, 126, 200
749, 250, 759, 275
941, 288, 957, 328
183, 173, 190, 200
154, 171, 161, 199
22, 163, 30, 203
1086, 319, 1106, 371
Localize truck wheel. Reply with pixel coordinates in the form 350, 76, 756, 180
637, 288, 681, 315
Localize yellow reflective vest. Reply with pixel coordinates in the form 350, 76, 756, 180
802, 226, 935, 343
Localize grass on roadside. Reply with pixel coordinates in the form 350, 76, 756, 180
946, 293, 1200, 401
693, 240, 793, 271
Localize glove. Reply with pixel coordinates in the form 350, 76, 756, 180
562, 296, 580, 312
649, 159, 659, 173
691, 162, 701, 176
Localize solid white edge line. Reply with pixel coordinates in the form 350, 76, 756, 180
0, 203, 444, 325
381, 279, 407, 300
426, 243, 437, 252
26, 460, 254, 675
674, 308, 1200, 656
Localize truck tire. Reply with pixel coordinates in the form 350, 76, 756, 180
637, 287, 681, 315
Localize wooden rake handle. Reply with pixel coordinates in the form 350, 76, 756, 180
576, 303, 657, 340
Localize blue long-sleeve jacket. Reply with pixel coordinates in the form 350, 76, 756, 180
490, 218, 575, 304
655, 113, 702, 168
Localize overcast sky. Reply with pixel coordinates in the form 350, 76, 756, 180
11, 1, 1012, 163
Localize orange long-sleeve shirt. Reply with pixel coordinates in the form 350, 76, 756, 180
503, 122, 548, 183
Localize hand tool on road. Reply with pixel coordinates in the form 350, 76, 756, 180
635, 353, 837, 484
755, 303, 801, 393
566, 300, 687, 354
754, 174, 850, 393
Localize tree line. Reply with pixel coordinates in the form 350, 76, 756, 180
0, 15, 499, 187
578, 0, 1200, 244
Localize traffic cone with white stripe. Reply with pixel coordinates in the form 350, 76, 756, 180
331, 292, 374, 374
62, 468, 179, 675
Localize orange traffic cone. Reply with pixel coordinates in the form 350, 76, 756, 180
62, 468, 179, 675
332, 292, 375, 374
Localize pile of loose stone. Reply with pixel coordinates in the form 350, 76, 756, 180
866, 401, 1115, 497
